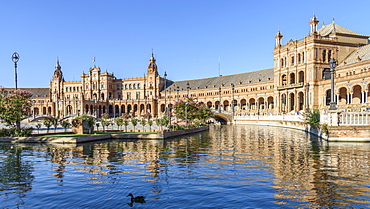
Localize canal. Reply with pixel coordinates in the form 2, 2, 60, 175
1, 125, 370, 208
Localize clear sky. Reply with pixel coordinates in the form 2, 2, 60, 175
1, 0, 370, 88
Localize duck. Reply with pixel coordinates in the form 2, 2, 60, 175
127, 193, 146, 203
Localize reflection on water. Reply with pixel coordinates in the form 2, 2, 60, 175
1, 125, 370, 208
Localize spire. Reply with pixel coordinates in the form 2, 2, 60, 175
53, 58, 63, 79
148, 52, 158, 74
309, 13, 319, 34
275, 28, 283, 47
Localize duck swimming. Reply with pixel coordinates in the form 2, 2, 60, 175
127, 193, 146, 203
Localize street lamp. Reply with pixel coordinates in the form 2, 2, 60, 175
185, 102, 188, 128
305, 83, 310, 113
177, 86, 179, 101
218, 87, 222, 113
329, 58, 337, 110
164, 71, 167, 115
231, 83, 235, 121
186, 82, 190, 97
12, 52, 20, 90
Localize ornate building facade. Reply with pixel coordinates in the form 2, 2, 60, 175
26, 15, 370, 120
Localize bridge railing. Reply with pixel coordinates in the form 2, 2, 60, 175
234, 113, 303, 122
321, 112, 370, 126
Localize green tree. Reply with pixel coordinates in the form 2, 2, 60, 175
148, 119, 153, 132
95, 122, 100, 131
60, 121, 71, 132
140, 118, 147, 131
0, 88, 32, 129
100, 113, 110, 132
131, 118, 138, 132
303, 110, 320, 130
116, 117, 124, 131
35, 123, 42, 134
51, 117, 58, 133
43, 119, 52, 133
123, 119, 129, 132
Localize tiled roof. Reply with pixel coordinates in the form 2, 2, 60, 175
318, 22, 366, 37
341, 44, 370, 66
163, 68, 274, 92
21, 88, 50, 97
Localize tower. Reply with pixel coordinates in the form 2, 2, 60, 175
275, 29, 283, 47
309, 14, 319, 34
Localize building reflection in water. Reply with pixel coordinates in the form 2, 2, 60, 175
1, 125, 370, 207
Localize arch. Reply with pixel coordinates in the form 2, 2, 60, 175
326, 89, 331, 106
67, 105, 73, 115
115, 105, 119, 117
258, 97, 265, 110
215, 101, 220, 111
207, 101, 212, 109
281, 74, 287, 85
85, 104, 89, 114
103, 106, 106, 114
109, 105, 113, 116
98, 105, 102, 117
322, 68, 330, 80
298, 71, 304, 83
289, 93, 295, 111
249, 98, 256, 110
140, 104, 145, 114
223, 100, 229, 111
43, 107, 46, 115
109, 93, 112, 100
267, 96, 274, 109
339, 87, 348, 105
34, 107, 39, 116
298, 92, 304, 111
161, 104, 165, 112
121, 105, 125, 113
90, 105, 94, 115
133, 104, 138, 114
240, 99, 246, 110
353, 85, 362, 104
101, 93, 105, 101
146, 104, 151, 114
289, 73, 295, 84
48, 107, 52, 115
281, 93, 286, 112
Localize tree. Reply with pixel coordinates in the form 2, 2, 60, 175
0, 88, 32, 129
140, 118, 147, 131
51, 117, 58, 133
60, 121, 71, 132
100, 113, 110, 132
35, 123, 42, 134
131, 118, 138, 132
148, 119, 153, 132
116, 117, 124, 131
43, 119, 52, 133
123, 119, 129, 132
173, 97, 213, 125
95, 122, 100, 131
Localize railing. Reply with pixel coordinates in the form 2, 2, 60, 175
277, 82, 304, 90
321, 112, 370, 126
234, 114, 303, 122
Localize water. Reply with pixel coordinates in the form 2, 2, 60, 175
1, 125, 370, 208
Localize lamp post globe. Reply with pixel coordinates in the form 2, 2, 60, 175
12, 52, 20, 90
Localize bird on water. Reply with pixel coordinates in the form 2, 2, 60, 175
127, 193, 146, 203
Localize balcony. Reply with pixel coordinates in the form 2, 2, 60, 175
277, 82, 304, 90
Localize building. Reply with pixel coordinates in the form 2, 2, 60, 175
27, 15, 370, 120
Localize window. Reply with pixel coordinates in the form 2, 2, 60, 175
127, 92, 131, 99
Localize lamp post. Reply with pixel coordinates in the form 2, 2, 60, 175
329, 58, 337, 110
305, 83, 310, 113
186, 82, 190, 98
177, 86, 179, 102
12, 52, 20, 90
218, 87, 222, 113
164, 71, 167, 115
185, 102, 188, 128
231, 83, 235, 121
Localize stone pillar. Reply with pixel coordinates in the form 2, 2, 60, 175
350, 92, 353, 104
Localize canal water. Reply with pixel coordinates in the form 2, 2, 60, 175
1, 125, 370, 208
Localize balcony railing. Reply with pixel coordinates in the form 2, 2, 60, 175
277, 82, 304, 90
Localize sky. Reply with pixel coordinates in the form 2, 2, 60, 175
1, 0, 370, 88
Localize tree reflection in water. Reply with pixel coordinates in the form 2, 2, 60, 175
0, 145, 35, 207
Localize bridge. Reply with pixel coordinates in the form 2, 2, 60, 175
212, 112, 233, 124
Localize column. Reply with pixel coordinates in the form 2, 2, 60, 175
336, 94, 339, 104
366, 91, 369, 103
361, 91, 365, 103
347, 93, 350, 104
350, 92, 353, 104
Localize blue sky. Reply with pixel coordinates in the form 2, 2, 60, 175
1, 0, 370, 88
